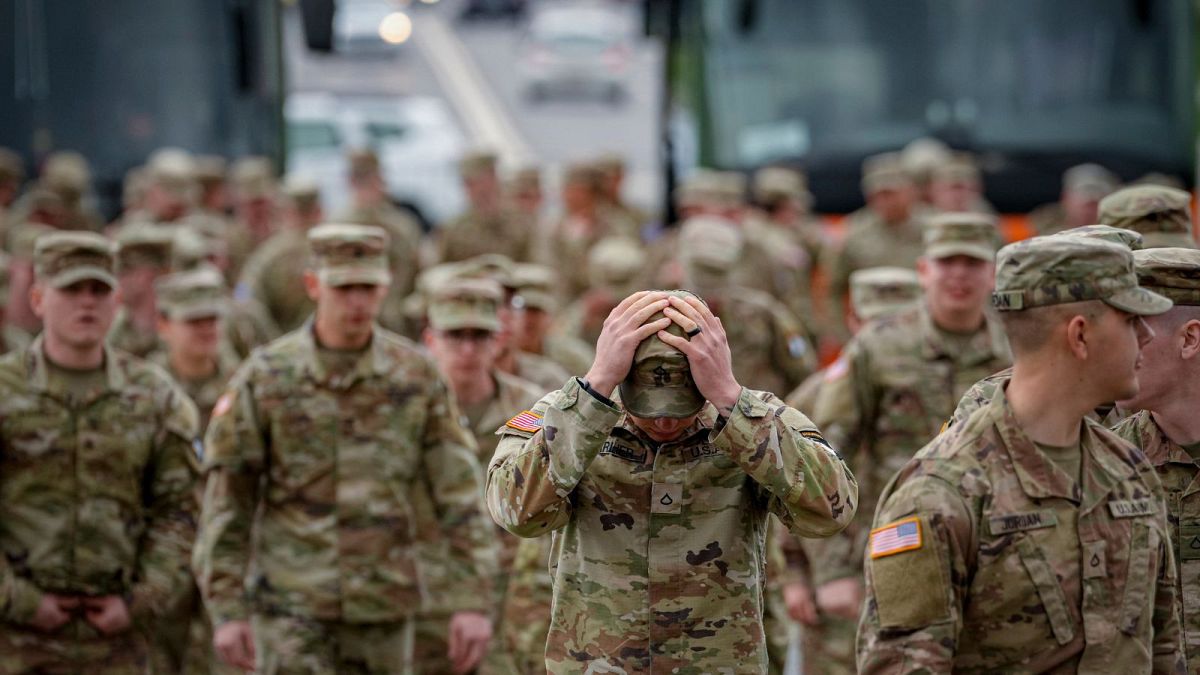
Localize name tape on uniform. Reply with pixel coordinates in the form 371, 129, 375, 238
506, 410, 544, 433
1108, 499, 1154, 518
988, 511, 1058, 536
869, 516, 922, 559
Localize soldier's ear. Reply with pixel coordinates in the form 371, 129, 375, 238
303, 270, 320, 302
1180, 318, 1200, 360
29, 283, 44, 319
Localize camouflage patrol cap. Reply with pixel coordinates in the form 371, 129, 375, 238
679, 215, 743, 274
10, 222, 53, 259
231, 156, 275, 198
42, 151, 91, 196
850, 266, 921, 320
34, 231, 117, 289
900, 137, 951, 186
506, 165, 541, 192
155, 266, 228, 320
116, 225, 175, 271
458, 150, 498, 179
458, 253, 515, 289
992, 236, 1171, 315
1050, 224, 1144, 250
1063, 163, 1117, 198
427, 277, 503, 331
282, 173, 322, 211
307, 223, 392, 287
170, 225, 223, 271
588, 237, 646, 295
146, 147, 197, 196
931, 152, 982, 184
923, 212, 999, 261
862, 152, 912, 194
192, 155, 227, 186
619, 290, 706, 419
1132, 247, 1200, 306
510, 263, 558, 312
1097, 185, 1195, 249
752, 166, 811, 206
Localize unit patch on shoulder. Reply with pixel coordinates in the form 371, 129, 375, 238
788, 335, 808, 359
869, 516, 922, 559
506, 410, 544, 433
823, 355, 849, 382
799, 429, 840, 459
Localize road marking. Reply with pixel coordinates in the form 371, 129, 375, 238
414, 14, 534, 166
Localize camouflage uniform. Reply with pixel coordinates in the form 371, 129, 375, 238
498, 535, 557, 675
107, 226, 175, 358
436, 208, 534, 264
0, 251, 31, 355
486, 296, 858, 672
858, 234, 1183, 673
236, 228, 313, 333
0, 233, 200, 674
194, 225, 497, 674
1099, 185, 1197, 250
1028, 163, 1118, 235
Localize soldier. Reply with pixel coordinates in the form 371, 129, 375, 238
420, 276, 545, 673
504, 164, 544, 224
824, 152, 928, 339
0, 232, 199, 673
195, 223, 496, 674
1110, 247, 1200, 669
436, 151, 534, 264
929, 152, 995, 215
225, 156, 277, 279
1099, 184, 1197, 249
38, 151, 103, 231
536, 162, 637, 299
509, 263, 595, 377
554, 236, 647, 348
5, 222, 53, 334
0, 252, 31, 354
338, 149, 424, 329
594, 152, 650, 230
1029, 163, 1118, 235
194, 155, 230, 218
899, 137, 952, 207
806, 212, 1011, 673
108, 225, 174, 357
679, 215, 817, 396
139, 148, 198, 226
237, 175, 323, 332
858, 235, 1183, 672
486, 290, 858, 672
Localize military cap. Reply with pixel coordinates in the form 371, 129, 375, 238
1063, 163, 1117, 197
593, 153, 625, 177
0, 252, 11, 308
674, 169, 723, 209
991, 236, 1171, 315
281, 173, 322, 211
713, 171, 747, 205
931, 152, 982, 184
427, 276, 503, 332
619, 289, 706, 419
116, 225, 175, 271
231, 156, 275, 198
0, 148, 25, 184
563, 162, 602, 190
458, 253, 515, 289
458, 150, 498, 179
34, 231, 117, 289
861, 152, 912, 194
752, 166, 810, 206
588, 237, 646, 294
192, 155, 228, 186
1132, 247, 1200, 306
41, 151, 91, 196
1050, 224, 1144, 250
1098, 185, 1195, 249
155, 267, 228, 320
146, 147, 197, 196
506, 165, 541, 192
10, 222, 53, 259
679, 215, 743, 273
307, 223, 391, 287
171, 222, 227, 271
924, 212, 999, 261
850, 266, 921, 321
900, 137, 951, 185
510, 263, 558, 312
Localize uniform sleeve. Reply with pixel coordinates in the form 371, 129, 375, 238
486, 378, 621, 538
194, 368, 265, 626
802, 343, 872, 585
130, 382, 202, 627
857, 474, 974, 675
418, 373, 499, 613
712, 389, 858, 538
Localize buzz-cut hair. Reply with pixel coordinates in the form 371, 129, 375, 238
999, 299, 1106, 356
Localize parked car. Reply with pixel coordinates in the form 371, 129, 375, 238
519, 3, 633, 104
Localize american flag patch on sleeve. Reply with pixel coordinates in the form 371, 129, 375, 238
869, 516, 922, 559
506, 410, 544, 433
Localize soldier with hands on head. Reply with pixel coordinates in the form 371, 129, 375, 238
0, 232, 200, 673
195, 223, 497, 674
486, 289, 858, 672
858, 235, 1184, 673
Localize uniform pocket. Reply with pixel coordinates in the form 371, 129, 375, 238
1017, 537, 1076, 645
1119, 522, 1155, 636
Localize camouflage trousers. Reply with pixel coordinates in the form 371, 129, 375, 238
764, 585, 791, 675
0, 618, 148, 675
252, 613, 414, 675
413, 613, 518, 675
800, 613, 856, 675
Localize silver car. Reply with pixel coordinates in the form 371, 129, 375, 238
519, 3, 633, 104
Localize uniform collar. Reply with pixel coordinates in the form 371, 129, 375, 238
919, 304, 1009, 366
993, 384, 1135, 511
26, 334, 127, 395
296, 318, 390, 388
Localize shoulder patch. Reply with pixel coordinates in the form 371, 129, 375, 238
823, 355, 849, 382
799, 429, 840, 459
212, 392, 235, 419
870, 516, 923, 559
506, 410, 544, 434
787, 335, 808, 359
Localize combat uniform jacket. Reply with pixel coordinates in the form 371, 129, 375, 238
435, 207, 534, 264
236, 229, 313, 332
486, 378, 858, 673
0, 324, 30, 356
1114, 411, 1200, 672
149, 347, 243, 431
858, 388, 1184, 674
711, 288, 817, 397
107, 307, 161, 358
195, 323, 497, 626
806, 305, 1010, 587
0, 337, 200, 625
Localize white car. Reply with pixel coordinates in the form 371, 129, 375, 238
334, 0, 413, 55
519, 3, 634, 104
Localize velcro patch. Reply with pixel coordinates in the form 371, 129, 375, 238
601, 439, 647, 463
799, 429, 840, 458
506, 410, 544, 434
1108, 499, 1154, 518
988, 510, 1058, 536
870, 516, 922, 559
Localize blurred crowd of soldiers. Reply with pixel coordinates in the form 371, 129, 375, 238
0, 131, 1197, 675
